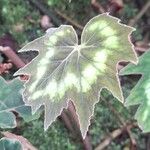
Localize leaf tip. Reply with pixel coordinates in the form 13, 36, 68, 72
124, 97, 133, 107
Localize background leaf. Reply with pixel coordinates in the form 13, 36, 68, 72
0, 54, 3, 63
15, 13, 137, 138
0, 77, 40, 128
120, 50, 150, 132
0, 138, 22, 150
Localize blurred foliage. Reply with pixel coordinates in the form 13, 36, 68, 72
20, 118, 81, 150
47, 0, 92, 24
90, 89, 146, 150
122, 4, 138, 19
0, 0, 43, 45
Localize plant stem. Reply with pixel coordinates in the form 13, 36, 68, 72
0, 46, 25, 68
54, 9, 84, 30
95, 122, 137, 150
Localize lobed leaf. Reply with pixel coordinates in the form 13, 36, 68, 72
15, 13, 137, 138
0, 77, 40, 128
120, 50, 150, 132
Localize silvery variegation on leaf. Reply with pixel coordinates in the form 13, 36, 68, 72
14, 13, 137, 138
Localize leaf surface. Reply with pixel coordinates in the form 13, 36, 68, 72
0, 138, 22, 150
0, 77, 40, 128
120, 50, 150, 132
0, 54, 3, 63
15, 13, 137, 138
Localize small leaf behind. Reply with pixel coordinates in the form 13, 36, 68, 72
0, 77, 40, 128
120, 50, 150, 132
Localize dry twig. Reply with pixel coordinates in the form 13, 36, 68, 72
55, 9, 84, 30
95, 123, 137, 150
91, 0, 105, 13
101, 96, 137, 147
128, 1, 150, 26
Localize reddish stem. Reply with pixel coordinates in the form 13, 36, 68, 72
0, 46, 25, 68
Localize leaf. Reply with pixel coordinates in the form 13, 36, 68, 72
14, 13, 137, 138
0, 77, 40, 128
0, 138, 22, 150
120, 50, 150, 132
0, 54, 3, 63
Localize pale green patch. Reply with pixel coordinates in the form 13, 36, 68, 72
48, 35, 58, 45
15, 14, 137, 138
39, 58, 49, 65
29, 81, 39, 92
98, 21, 108, 30
45, 80, 57, 99
57, 81, 66, 98
32, 90, 43, 100
145, 80, 150, 104
100, 26, 116, 36
36, 65, 47, 79
93, 50, 108, 70
67, 29, 71, 33
56, 30, 65, 36
89, 20, 107, 31
45, 49, 55, 58
82, 64, 98, 83
65, 73, 78, 88
38, 49, 54, 65
88, 20, 101, 31
38, 59, 49, 67
143, 109, 148, 121
81, 77, 91, 92
81, 51, 107, 89
81, 50, 108, 84
103, 36, 119, 49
